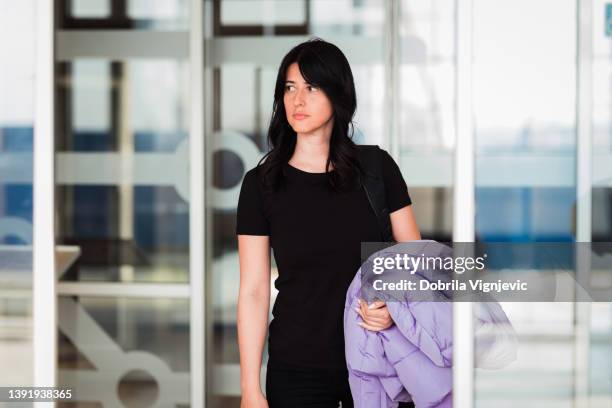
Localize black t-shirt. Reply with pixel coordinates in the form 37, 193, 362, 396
236, 150, 412, 370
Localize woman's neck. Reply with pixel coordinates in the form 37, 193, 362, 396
289, 117, 334, 172
289, 134, 333, 173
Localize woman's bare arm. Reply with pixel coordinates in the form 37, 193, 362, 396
237, 234, 271, 398
390, 203, 421, 241
356, 203, 421, 333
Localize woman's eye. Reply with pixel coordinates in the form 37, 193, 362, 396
285, 85, 295, 92
308, 85, 318, 92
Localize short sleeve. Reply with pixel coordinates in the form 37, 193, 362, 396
381, 150, 412, 213
236, 168, 270, 235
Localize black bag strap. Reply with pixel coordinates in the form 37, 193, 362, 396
356, 145, 394, 242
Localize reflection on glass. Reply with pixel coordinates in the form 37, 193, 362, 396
216, 0, 383, 36
309, 0, 384, 36
405, 187, 453, 242
128, 0, 189, 24
473, 0, 578, 406
399, 0, 455, 151
220, 0, 307, 26
62, 0, 189, 30
398, 0, 456, 242
474, 0, 577, 241
592, 0, 612, 244
474, 1, 576, 154
0, 248, 32, 387
55, 59, 189, 283
71, 0, 110, 18
589, 303, 612, 403
0, 0, 35, 388
590, 1, 612, 403
57, 297, 189, 406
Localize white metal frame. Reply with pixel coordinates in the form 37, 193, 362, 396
189, 0, 206, 406
56, 31, 189, 60
57, 282, 190, 298
574, 0, 593, 406
384, 0, 401, 158
453, 1, 475, 408
33, 0, 57, 396
203, 0, 217, 405
10, 146, 612, 189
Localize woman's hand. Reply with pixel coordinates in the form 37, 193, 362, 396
240, 391, 269, 408
355, 299, 394, 331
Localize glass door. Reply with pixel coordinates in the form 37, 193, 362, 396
54, 1, 195, 406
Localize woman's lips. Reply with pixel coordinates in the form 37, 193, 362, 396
293, 113, 309, 120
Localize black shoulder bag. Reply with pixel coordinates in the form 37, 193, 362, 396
356, 145, 395, 243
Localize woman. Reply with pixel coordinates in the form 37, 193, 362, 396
236, 38, 421, 408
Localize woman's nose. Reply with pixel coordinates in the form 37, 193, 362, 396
293, 89, 306, 106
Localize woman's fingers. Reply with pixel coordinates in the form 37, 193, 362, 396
355, 299, 394, 331
357, 299, 386, 310
354, 306, 389, 326
358, 301, 389, 319
365, 307, 389, 319
367, 300, 386, 310
356, 312, 386, 325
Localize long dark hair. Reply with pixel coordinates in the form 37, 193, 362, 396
257, 38, 362, 192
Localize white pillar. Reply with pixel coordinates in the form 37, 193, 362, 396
574, 0, 593, 406
33, 0, 57, 404
453, 0, 475, 407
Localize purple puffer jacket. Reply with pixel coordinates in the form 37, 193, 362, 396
344, 268, 452, 408
344, 241, 516, 408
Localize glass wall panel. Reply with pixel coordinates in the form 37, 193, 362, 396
398, 0, 456, 242
473, 0, 578, 407
61, 0, 189, 30
590, 0, 612, 404
216, 0, 384, 36
55, 51, 191, 406
0, 0, 35, 388
56, 59, 190, 284
56, 297, 189, 407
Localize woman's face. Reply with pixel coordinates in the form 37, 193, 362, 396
283, 62, 334, 134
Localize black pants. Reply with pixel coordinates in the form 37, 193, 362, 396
265, 362, 415, 408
